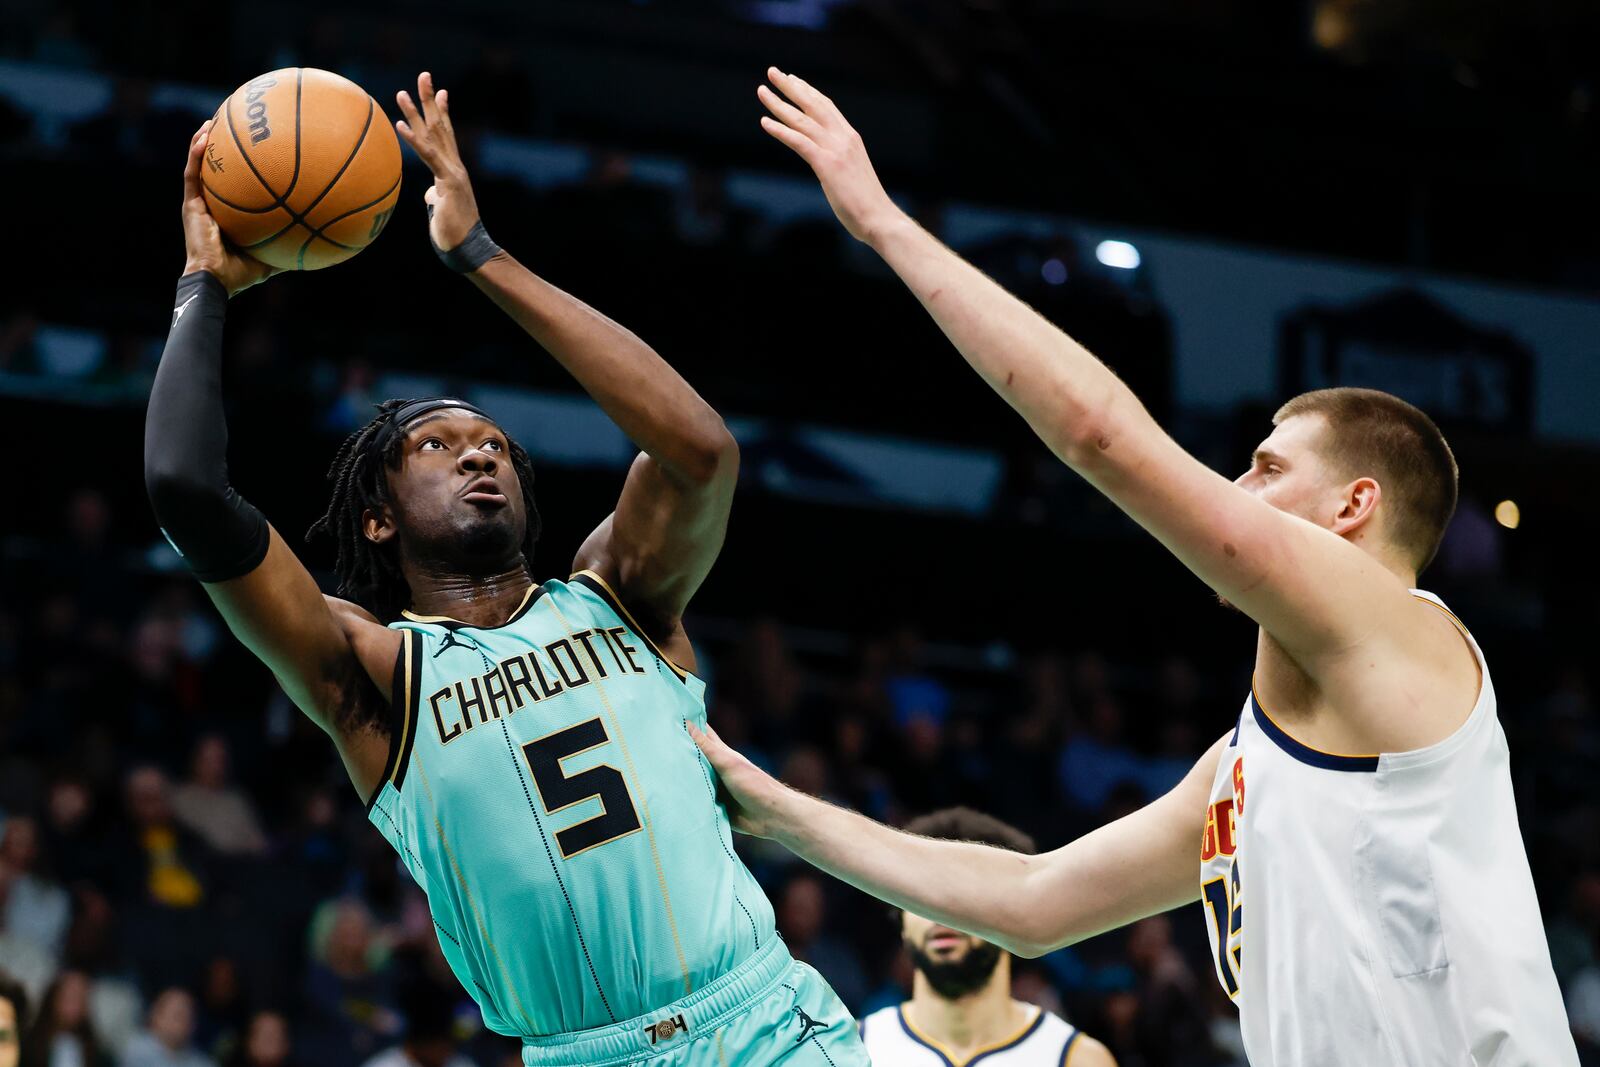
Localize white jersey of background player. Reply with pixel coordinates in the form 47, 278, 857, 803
691, 66, 1580, 1067
857, 809, 1115, 1067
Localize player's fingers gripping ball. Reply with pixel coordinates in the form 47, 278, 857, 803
201, 68, 401, 271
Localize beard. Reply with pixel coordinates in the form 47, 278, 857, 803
907, 936, 1004, 999
408, 505, 525, 574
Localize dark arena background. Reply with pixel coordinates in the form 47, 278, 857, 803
2, 1, 1599, 1065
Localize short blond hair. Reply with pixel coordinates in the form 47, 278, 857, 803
1274, 387, 1458, 572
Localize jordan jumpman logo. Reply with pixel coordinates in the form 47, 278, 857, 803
433, 631, 482, 658
792, 1006, 826, 1045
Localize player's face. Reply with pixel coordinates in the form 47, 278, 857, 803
1233, 414, 1347, 528
0, 998, 17, 1067
380, 411, 528, 570
901, 911, 1005, 998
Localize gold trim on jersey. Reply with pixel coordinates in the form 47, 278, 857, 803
898, 1003, 1042, 1067
1413, 593, 1471, 638
401, 583, 540, 626
1249, 678, 1381, 761
568, 569, 691, 681
539, 591, 695, 997
412, 752, 534, 1032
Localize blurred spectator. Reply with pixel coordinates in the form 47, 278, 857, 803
192, 959, 248, 1064
117, 990, 214, 1067
1569, 960, 1600, 1056
298, 900, 398, 1067
883, 628, 952, 731
356, 980, 474, 1067
115, 769, 209, 911
223, 1013, 293, 1067
171, 738, 268, 858
776, 874, 867, 1012
114, 767, 216, 995
41, 778, 103, 888
0, 970, 26, 1067
24, 969, 108, 1067
1, 815, 71, 959
0, 909, 54, 1009
1058, 696, 1146, 812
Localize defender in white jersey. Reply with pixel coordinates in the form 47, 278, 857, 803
690, 65, 1579, 1067
858, 809, 1115, 1067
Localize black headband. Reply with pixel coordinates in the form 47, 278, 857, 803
374, 397, 494, 454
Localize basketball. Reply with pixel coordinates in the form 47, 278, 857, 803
200, 68, 401, 271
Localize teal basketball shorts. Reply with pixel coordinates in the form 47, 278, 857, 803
518, 938, 869, 1067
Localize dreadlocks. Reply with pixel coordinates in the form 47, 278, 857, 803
306, 398, 542, 621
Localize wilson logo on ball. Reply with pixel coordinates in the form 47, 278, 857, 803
244, 74, 278, 144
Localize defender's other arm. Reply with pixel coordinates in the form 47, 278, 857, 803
397, 75, 736, 663
693, 723, 1225, 957
145, 123, 396, 794
756, 69, 1403, 665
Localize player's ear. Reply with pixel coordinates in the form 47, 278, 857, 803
1331, 476, 1381, 538
363, 504, 397, 545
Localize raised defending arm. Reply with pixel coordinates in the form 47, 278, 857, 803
754, 68, 1417, 673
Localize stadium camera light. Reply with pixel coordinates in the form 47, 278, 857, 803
1094, 240, 1141, 270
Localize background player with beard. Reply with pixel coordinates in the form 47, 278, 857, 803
859, 809, 1116, 1067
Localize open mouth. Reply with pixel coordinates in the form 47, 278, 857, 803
462, 478, 508, 506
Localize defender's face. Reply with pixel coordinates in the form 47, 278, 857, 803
1232, 414, 1344, 528
383, 410, 528, 564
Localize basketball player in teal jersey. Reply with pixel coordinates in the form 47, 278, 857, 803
145, 72, 868, 1067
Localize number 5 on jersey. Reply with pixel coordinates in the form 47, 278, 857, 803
523, 719, 642, 859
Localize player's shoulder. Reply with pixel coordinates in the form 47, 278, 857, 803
1060, 1027, 1117, 1067
857, 1003, 914, 1049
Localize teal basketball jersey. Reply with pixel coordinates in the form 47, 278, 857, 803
366, 571, 776, 1038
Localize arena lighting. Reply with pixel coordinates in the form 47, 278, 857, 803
1494, 499, 1521, 529
1095, 239, 1141, 270
1041, 257, 1069, 285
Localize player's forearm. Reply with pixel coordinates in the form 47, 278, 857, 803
468, 254, 735, 485
761, 784, 1060, 956
867, 215, 1158, 473
143, 272, 270, 583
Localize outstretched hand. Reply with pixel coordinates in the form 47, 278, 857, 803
395, 72, 482, 252
687, 721, 788, 840
182, 121, 278, 296
756, 67, 902, 244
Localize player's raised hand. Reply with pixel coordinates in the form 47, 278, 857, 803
395, 72, 482, 252
182, 121, 278, 296
687, 722, 788, 839
757, 67, 902, 244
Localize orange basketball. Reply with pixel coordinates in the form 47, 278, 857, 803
201, 68, 401, 271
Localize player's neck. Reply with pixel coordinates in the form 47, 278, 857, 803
404, 561, 536, 627
905, 958, 1032, 1056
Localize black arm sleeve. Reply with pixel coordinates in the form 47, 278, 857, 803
143, 271, 271, 583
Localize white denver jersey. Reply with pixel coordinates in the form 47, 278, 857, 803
1201, 590, 1577, 1065
859, 1003, 1082, 1066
